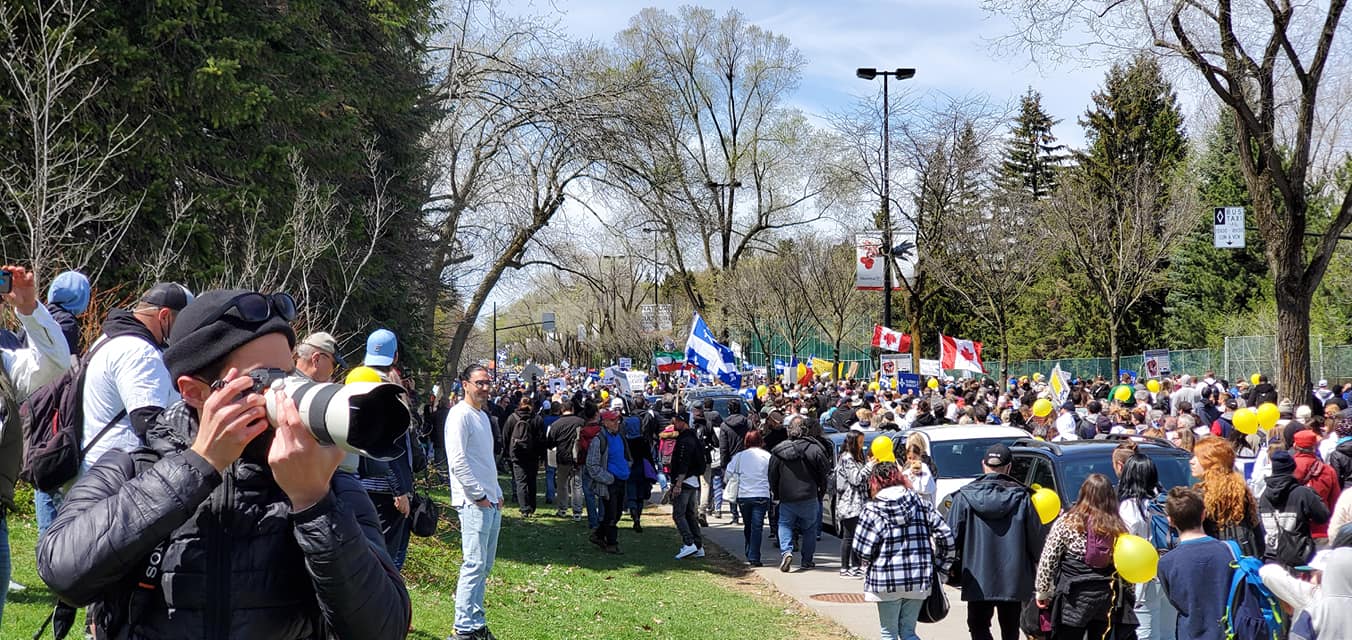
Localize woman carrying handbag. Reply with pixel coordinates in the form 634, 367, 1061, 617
853, 461, 955, 640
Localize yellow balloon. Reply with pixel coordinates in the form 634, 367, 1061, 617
1114, 386, 1133, 403
345, 366, 383, 384
1233, 407, 1258, 435
1031, 487, 1061, 525
757, 384, 769, 399
1251, 373, 1261, 386
869, 381, 881, 392
927, 378, 939, 390
1146, 379, 1161, 394
1114, 534, 1159, 584
1256, 403, 1280, 430
601, 390, 609, 401
871, 435, 897, 463
1032, 398, 1053, 418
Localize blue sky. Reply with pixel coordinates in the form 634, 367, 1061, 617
517, 0, 1129, 149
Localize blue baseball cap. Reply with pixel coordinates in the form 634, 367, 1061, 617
47, 271, 91, 315
364, 329, 398, 366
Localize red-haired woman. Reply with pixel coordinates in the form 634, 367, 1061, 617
1192, 436, 1265, 556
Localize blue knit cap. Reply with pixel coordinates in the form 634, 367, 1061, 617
46, 271, 90, 314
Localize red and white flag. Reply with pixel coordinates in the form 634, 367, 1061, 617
871, 325, 911, 352
939, 334, 985, 374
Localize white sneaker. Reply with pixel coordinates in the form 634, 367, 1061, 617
779, 552, 793, 572
7, 580, 24, 593
675, 544, 699, 559
694, 547, 706, 558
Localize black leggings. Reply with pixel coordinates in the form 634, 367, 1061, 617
838, 516, 860, 570
1051, 621, 1111, 640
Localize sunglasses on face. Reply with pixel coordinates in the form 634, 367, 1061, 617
199, 292, 297, 327
470, 379, 492, 388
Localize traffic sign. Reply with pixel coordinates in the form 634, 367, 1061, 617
1213, 206, 1245, 248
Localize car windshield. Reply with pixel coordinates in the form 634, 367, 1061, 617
1058, 452, 1194, 503
931, 437, 1025, 479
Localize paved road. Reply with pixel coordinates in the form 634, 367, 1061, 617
696, 511, 977, 640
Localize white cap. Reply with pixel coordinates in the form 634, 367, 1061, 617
1320, 379, 1329, 387
609, 397, 624, 409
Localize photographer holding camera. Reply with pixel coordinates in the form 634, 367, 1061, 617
37, 288, 410, 639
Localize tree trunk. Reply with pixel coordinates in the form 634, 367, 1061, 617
832, 338, 842, 382
1274, 279, 1313, 404
1108, 318, 1120, 381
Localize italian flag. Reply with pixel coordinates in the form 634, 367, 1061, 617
653, 351, 684, 373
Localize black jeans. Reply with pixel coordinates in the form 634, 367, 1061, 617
597, 480, 626, 545
370, 492, 410, 569
1051, 621, 1111, 640
838, 516, 860, 570
967, 600, 1021, 640
511, 457, 539, 514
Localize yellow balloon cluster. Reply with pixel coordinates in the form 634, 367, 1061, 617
1146, 379, 1161, 394
345, 366, 382, 384
1256, 403, 1280, 430
1032, 398, 1053, 418
871, 435, 896, 463
1233, 407, 1258, 435
1114, 534, 1159, 583
1030, 485, 1061, 524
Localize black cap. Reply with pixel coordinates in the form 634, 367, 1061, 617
1061, 401, 1076, 411
163, 289, 296, 382
671, 411, 688, 424
984, 443, 1012, 468
140, 282, 194, 311
1271, 450, 1296, 475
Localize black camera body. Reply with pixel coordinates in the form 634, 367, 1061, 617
246, 368, 289, 396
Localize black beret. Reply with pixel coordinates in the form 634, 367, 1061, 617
164, 289, 296, 382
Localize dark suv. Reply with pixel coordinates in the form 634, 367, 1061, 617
1008, 436, 1195, 507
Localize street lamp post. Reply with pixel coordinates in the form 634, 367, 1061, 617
856, 67, 915, 337
640, 227, 658, 313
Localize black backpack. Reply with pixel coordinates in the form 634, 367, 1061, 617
22, 336, 151, 492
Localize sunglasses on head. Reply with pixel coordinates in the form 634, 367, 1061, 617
200, 292, 297, 327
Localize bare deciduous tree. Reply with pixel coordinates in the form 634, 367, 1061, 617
1044, 164, 1197, 372
0, 0, 143, 281
794, 237, 868, 376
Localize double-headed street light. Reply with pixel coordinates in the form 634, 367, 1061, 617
856, 67, 915, 335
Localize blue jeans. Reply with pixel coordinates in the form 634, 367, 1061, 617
877, 597, 924, 640
35, 488, 62, 542
545, 464, 556, 503
739, 497, 771, 563
709, 468, 724, 514
454, 504, 502, 634
1134, 578, 1178, 640
778, 499, 818, 564
581, 471, 600, 528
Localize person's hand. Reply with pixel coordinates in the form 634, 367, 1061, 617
474, 497, 494, 508
267, 387, 344, 511
1, 265, 38, 315
671, 483, 683, 497
395, 494, 411, 516
191, 369, 270, 472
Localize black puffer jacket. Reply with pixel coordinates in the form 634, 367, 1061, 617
37, 402, 410, 640
768, 437, 829, 503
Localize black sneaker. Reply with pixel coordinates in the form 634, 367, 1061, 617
632, 521, 643, 533
697, 514, 708, 527
588, 532, 605, 548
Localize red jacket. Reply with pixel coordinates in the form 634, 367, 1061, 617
1294, 451, 1341, 538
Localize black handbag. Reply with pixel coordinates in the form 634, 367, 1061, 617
917, 571, 949, 623
409, 492, 440, 537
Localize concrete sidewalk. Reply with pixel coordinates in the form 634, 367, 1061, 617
694, 510, 973, 640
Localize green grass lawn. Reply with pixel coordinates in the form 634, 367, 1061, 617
2, 481, 849, 640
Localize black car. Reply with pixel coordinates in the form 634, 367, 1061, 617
1007, 436, 1195, 507
679, 386, 745, 419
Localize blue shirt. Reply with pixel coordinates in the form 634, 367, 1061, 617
606, 431, 630, 481
1158, 536, 1234, 640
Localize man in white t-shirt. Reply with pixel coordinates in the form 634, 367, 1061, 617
1053, 401, 1079, 441
445, 364, 503, 640
78, 283, 193, 481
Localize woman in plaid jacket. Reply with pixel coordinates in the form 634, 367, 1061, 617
854, 461, 956, 640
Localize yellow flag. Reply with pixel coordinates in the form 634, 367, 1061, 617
812, 358, 833, 380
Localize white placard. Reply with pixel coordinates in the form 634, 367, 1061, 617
919, 358, 942, 377
1213, 207, 1245, 248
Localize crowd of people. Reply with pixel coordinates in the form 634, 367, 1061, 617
6, 260, 1352, 640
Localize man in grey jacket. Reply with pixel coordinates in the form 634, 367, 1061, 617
37, 289, 409, 639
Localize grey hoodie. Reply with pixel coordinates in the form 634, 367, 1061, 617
1291, 548, 1352, 640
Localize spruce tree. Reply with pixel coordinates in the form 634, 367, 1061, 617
998, 88, 1066, 200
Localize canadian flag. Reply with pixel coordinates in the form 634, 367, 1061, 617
871, 325, 912, 352
940, 334, 985, 374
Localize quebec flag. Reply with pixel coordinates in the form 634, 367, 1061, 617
684, 314, 742, 388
